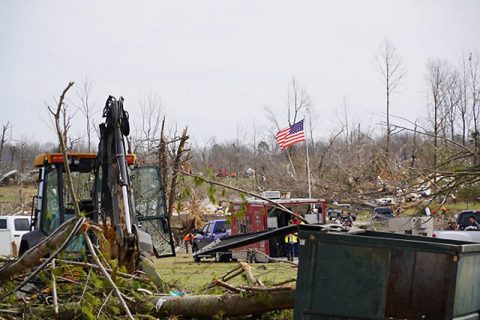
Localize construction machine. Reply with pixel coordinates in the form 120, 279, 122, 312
19, 96, 175, 271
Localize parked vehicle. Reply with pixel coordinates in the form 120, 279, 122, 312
431, 211, 480, 243
229, 196, 326, 262
433, 229, 480, 242
375, 197, 395, 205
0, 215, 31, 256
192, 219, 231, 262
328, 204, 356, 221
372, 207, 394, 221
405, 192, 421, 202
456, 210, 480, 230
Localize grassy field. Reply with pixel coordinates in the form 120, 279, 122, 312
154, 253, 298, 294
0, 184, 37, 214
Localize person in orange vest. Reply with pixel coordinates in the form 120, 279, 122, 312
284, 220, 298, 261
183, 232, 194, 254
293, 212, 301, 225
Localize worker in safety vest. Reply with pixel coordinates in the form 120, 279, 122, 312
284, 220, 298, 261
183, 232, 194, 254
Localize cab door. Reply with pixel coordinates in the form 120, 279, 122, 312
132, 166, 175, 257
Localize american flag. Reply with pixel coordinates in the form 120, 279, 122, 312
275, 119, 305, 150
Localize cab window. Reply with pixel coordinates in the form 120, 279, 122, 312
202, 223, 211, 234
63, 171, 95, 217
0, 219, 7, 229
14, 218, 30, 231
215, 221, 228, 233
132, 167, 165, 217
206, 223, 214, 234
42, 168, 61, 234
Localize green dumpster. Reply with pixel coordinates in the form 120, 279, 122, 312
294, 224, 480, 319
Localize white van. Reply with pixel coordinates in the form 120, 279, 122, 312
0, 215, 31, 256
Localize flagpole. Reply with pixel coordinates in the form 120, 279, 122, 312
304, 117, 312, 198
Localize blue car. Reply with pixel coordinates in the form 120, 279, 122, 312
192, 219, 230, 261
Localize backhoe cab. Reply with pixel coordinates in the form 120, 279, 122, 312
20, 97, 175, 271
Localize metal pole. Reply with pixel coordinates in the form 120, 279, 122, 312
305, 118, 312, 198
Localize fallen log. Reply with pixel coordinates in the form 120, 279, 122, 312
152, 289, 295, 317
18, 289, 296, 318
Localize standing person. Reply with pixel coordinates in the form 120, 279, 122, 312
284, 220, 297, 261
293, 211, 301, 225
467, 216, 480, 230
424, 207, 431, 216
342, 213, 353, 227
445, 221, 457, 230
183, 232, 194, 254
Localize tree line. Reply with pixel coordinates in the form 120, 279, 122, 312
1, 42, 479, 205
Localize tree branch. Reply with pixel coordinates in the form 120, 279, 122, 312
178, 170, 308, 223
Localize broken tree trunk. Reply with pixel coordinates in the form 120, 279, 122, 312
48, 81, 82, 218
150, 289, 296, 318
167, 127, 189, 220
240, 262, 264, 286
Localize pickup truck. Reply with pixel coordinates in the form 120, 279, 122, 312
192, 219, 230, 262
0, 215, 31, 256
433, 210, 480, 243
433, 229, 480, 242
455, 210, 480, 230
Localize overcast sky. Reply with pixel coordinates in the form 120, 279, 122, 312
0, 1, 479, 147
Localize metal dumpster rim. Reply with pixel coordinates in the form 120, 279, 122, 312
298, 228, 480, 254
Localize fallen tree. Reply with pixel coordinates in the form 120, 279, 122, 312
21, 289, 295, 319
152, 289, 295, 318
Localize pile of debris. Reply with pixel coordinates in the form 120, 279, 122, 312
0, 217, 296, 319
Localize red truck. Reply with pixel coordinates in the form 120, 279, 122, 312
229, 194, 326, 262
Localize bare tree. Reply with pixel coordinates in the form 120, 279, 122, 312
444, 68, 462, 141
61, 101, 78, 151
467, 53, 480, 164
426, 58, 450, 169
459, 53, 471, 146
306, 103, 318, 149
410, 120, 419, 168
336, 96, 350, 145
18, 140, 27, 174
75, 77, 97, 152
375, 38, 406, 157
163, 127, 190, 220
263, 106, 281, 133
8, 143, 17, 168
317, 128, 343, 177
135, 92, 163, 164
286, 77, 310, 126
47, 82, 81, 216
0, 121, 11, 170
